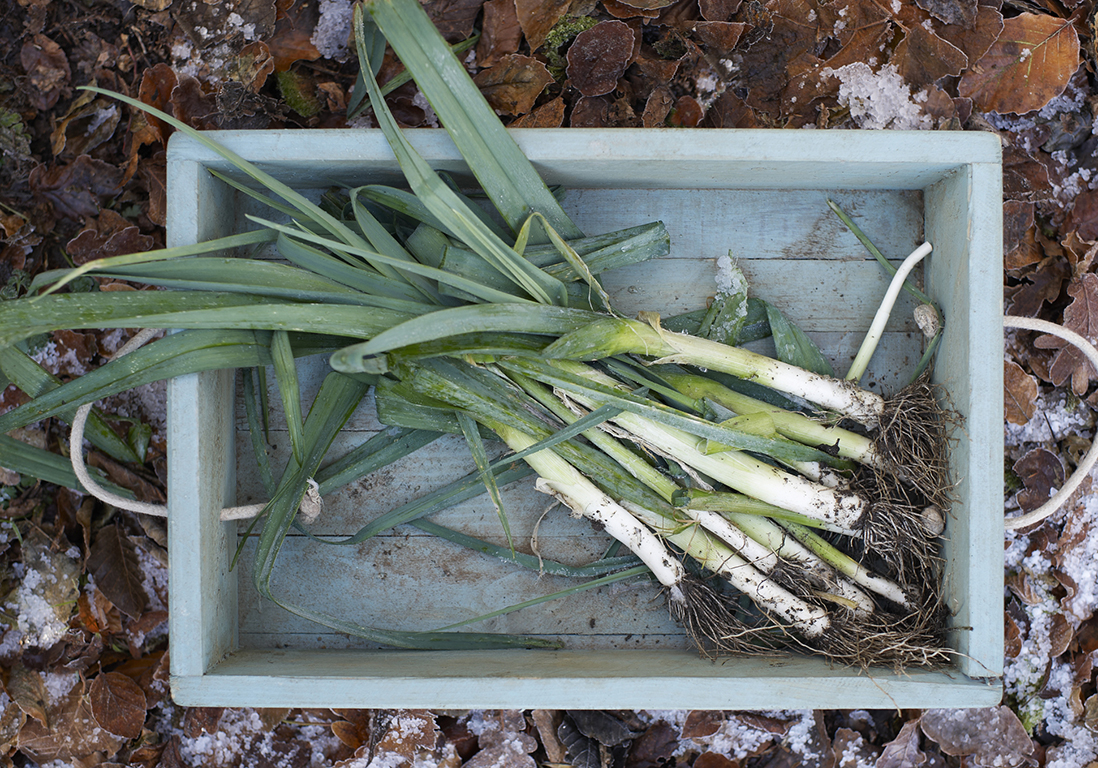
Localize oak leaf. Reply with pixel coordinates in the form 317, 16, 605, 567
1013, 447, 1065, 513
567, 21, 636, 97
1004, 360, 1038, 425
921, 707, 1034, 767
958, 13, 1081, 115
473, 54, 555, 115
87, 524, 149, 620
877, 720, 926, 768
1035, 273, 1098, 394
514, 0, 571, 51
477, 0, 523, 67
90, 672, 147, 739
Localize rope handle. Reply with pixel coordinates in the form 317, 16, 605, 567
1003, 315, 1098, 530
68, 329, 315, 523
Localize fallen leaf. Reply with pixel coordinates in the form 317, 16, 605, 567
510, 96, 565, 127
16, 678, 124, 764
532, 710, 566, 763
958, 13, 1081, 115
1036, 272, 1098, 394
1004, 200, 1042, 270
1064, 188, 1098, 243
0, 692, 25, 754
616, 0, 679, 10
514, 0, 571, 51
934, 4, 1003, 67
465, 712, 537, 768
29, 155, 124, 221
66, 209, 155, 266
50, 96, 120, 159
567, 20, 635, 97
1005, 360, 1039, 425
170, 74, 220, 130
90, 672, 147, 739
876, 720, 926, 768
267, 0, 322, 71
893, 24, 968, 86
737, 0, 822, 119
692, 21, 746, 55
604, 0, 662, 19
474, 54, 555, 115
693, 752, 738, 768
6, 662, 50, 728
921, 708, 1033, 767
642, 85, 675, 126
17, 529, 80, 650
183, 707, 224, 737
133, 0, 172, 9
1003, 145, 1053, 203
569, 711, 638, 746
699, 0, 742, 21
625, 721, 678, 768
20, 34, 71, 111
375, 710, 440, 761
670, 94, 705, 126
1005, 255, 1068, 318
702, 90, 759, 127
831, 727, 880, 767
682, 711, 724, 739
87, 524, 149, 620
140, 151, 168, 228
477, 0, 523, 67
427, 0, 485, 41
914, 0, 977, 29
1013, 447, 1065, 513
558, 715, 600, 768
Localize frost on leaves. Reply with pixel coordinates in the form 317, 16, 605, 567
920, 707, 1033, 767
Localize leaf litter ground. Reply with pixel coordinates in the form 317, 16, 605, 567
1, 0, 1098, 764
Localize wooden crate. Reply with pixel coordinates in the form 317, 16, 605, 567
166, 129, 1003, 709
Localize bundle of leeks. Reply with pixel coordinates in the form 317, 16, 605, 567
0, 0, 955, 665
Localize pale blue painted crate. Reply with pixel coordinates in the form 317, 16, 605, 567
167, 129, 1003, 709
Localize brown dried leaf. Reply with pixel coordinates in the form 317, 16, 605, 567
67, 209, 155, 266
958, 13, 1081, 115
694, 753, 739, 768
604, 0, 662, 19
170, 75, 220, 130
642, 85, 675, 127
375, 710, 440, 760
1064, 188, 1098, 243
702, 90, 759, 127
692, 21, 746, 56
626, 721, 678, 768
1003, 145, 1052, 203
1013, 447, 1066, 513
6, 662, 50, 728
20, 34, 71, 111
877, 720, 926, 768
514, 0, 571, 51
230, 40, 276, 92
51, 96, 121, 159
510, 97, 565, 127
1035, 273, 1098, 394
934, 4, 1003, 66
914, 0, 977, 29
268, 0, 322, 71
1005, 200, 1042, 270
893, 24, 969, 86
1005, 255, 1068, 318
920, 707, 1033, 767
0, 692, 25, 753
427, 0, 486, 41
617, 0, 678, 10
567, 20, 636, 97
738, 0, 822, 119
682, 711, 724, 739
89, 452, 167, 505
140, 151, 168, 228
90, 672, 147, 739
29, 155, 125, 221
1005, 360, 1039, 425
671, 94, 704, 126
473, 54, 555, 115
532, 711, 566, 763
17, 678, 124, 764
699, 0, 742, 22
478, 0, 523, 67
87, 524, 149, 620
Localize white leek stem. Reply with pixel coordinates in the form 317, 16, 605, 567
622, 501, 831, 637
785, 521, 912, 609
846, 242, 932, 382
493, 423, 687, 594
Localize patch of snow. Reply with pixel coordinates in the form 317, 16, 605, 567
311, 0, 355, 62
1005, 389, 1093, 447
39, 670, 79, 705
85, 106, 118, 136
226, 12, 257, 41
821, 63, 932, 130
30, 339, 88, 377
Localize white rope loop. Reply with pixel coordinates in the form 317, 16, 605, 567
1003, 315, 1098, 530
68, 328, 313, 522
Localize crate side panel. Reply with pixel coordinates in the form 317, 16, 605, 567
182, 649, 1002, 710
926, 164, 1004, 679
166, 149, 241, 678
